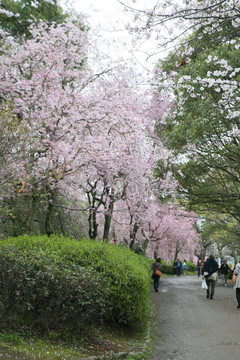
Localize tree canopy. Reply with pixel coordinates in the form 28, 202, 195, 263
120, 0, 240, 254
0, 0, 68, 39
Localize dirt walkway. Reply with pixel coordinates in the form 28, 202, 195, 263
150, 275, 239, 360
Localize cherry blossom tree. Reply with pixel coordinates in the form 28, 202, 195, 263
60, 72, 169, 242
0, 16, 89, 231
141, 203, 201, 261
106, 198, 201, 260
120, 0, 240, 58
0, 7, 202, 260
0, 15, 161, 239
119, 1, 240, 253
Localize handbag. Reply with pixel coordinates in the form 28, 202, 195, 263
232, 272, 237, 284
208, 271, 218, 281
155, 269, 162, 277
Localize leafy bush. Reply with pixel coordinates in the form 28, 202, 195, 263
161, 262, 174, 275
0, 235, 151, 332
160, 260, 197, 274
0, 246, 107, 332
186, 261, 197, 272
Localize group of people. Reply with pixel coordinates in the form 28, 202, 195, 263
152, 255, 240, 308
172, 259, 187, 276
201, 255, 240, 307
197, 258, 230, 286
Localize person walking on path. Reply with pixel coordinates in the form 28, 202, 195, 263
152, 257, 163, 293
201, 254, 219, 299
182, 260, 187, 276
220, 260, 230, 286
176, 258, 182, 276
233, 260, 240, 308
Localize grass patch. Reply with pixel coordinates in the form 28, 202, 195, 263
0, 318, 154, 360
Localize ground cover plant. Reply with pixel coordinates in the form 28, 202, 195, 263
0, 321, 153, 360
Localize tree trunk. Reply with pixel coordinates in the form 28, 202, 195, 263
89, 208, 98, 239
174, 242, 180, 261
58, 211, 65, 235
21, 195, 37, 234
103, 189, 114, 241
142, 238, 149, 256
45, 188, 58, 237
129, 222, 139, 249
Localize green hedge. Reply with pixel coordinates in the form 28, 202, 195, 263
161, 260, 197, 274
0, 235, 151, 332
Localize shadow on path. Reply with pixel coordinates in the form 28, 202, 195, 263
150, 275, 239, 360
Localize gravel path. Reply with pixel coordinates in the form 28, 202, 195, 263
150, 275, 239, 360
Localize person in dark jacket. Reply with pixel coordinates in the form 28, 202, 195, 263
176, 258, 182, 276
220, 260, 230, 286
152, 257, 163, 292
201, 254, 219, 299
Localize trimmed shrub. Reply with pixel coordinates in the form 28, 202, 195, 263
160, 260, 197, 275
161, 262, 174, 275
0, 246, 107, 332
186, 261, 197, 272
0, 235, 151, 331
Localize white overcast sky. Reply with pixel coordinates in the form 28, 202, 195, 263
71, 0, 162, 74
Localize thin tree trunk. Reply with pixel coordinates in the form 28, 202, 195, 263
129, 222, 139, 249
45, 188, 58, 237
174, 242, 180, 261
103, 189, 114, 241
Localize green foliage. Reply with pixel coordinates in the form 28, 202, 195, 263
185, 261, 197, 273
0, 235, 152, 332
0, 0, 69, 39
161, 262, 174, 275
156, 34, 240, 251
199, 215, 240, 256
0, 246, 107, 333
160, 41, 240, 152
160, 260, 197, 275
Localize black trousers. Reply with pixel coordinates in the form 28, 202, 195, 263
236, 288, 240, 306
206, 279, 215, 297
